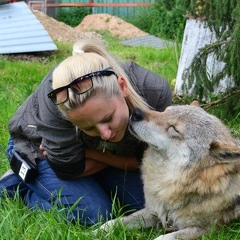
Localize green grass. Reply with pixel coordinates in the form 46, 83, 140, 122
0, 33, 240, 239
102, 32, 180, 86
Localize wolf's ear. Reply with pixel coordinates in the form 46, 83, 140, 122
210, 141, 240, 163
190, 100, 200, 107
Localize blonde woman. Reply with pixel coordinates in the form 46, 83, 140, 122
0, 39, 172, 225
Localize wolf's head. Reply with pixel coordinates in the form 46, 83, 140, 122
129, 105, 240, 166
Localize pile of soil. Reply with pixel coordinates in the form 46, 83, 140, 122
75, 13, 148, 40
33, 11, 148, 43
33, 10, 102, 43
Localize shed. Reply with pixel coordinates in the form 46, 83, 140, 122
0, 1, 57, 54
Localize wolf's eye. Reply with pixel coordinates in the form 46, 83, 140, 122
168, 125, 181, 138
170, 125, 179, 132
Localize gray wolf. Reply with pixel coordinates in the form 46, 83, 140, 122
96, 104, 240, 240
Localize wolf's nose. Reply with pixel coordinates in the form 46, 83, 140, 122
131, 108, 144, 121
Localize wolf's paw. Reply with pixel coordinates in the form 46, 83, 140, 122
92, 219, 116, 236
154, 233, 175, 240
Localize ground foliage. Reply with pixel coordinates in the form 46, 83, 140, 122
56, 7, 91, 27
129, 0, 186, 41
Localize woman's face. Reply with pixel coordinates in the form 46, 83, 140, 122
67, 95, 129, 142
67, 76, 130, 142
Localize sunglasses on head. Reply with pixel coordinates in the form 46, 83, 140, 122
48, 67, 116, 105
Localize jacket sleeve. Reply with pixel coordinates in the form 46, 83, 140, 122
121, 61, 172, 111
8, 68, 86, 179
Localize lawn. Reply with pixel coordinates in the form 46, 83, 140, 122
0, 33, 239, 240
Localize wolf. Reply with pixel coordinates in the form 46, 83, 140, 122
96, 104, 240, 240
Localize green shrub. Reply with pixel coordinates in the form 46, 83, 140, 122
56, 7, 91, 27
127, 0, 186, 41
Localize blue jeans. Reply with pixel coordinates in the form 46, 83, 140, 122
0, 138, 145, 225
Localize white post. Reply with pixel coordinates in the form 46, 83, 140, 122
174, 18, 233, 96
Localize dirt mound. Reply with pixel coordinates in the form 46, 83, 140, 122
33, 10, 102, 43
33, 11, 147, 43
75, 13, 148, 40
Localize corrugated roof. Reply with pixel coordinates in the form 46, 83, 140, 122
0, 1, 57, 54
122, 35, 174, 49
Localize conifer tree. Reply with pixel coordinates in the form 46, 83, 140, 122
182, 0, 239, 104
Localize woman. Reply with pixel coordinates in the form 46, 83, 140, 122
0, 38, 172, 225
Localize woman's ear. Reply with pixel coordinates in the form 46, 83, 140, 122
117, 76, 129, 97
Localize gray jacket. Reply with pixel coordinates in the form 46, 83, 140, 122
8, 62, 172, 179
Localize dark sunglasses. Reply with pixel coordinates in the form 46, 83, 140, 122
48, 67, 116, 105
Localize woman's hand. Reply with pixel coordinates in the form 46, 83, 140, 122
80, 148, 140, 177
39, 144, 47, 156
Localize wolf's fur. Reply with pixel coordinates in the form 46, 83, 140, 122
97, 105, 240, 240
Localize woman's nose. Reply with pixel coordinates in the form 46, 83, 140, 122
97, 124, 111, 140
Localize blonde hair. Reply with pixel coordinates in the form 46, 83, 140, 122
52, 38, 150, 118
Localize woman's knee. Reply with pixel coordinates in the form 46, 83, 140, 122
25, 167, 112, 225
56, 177, 113, 224
65, 196, 112, 225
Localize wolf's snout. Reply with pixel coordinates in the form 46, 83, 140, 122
131, 108, 144, 121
